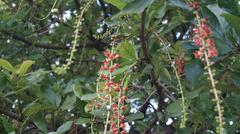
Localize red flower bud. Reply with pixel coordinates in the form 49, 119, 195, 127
101, 74, 108, 80
205, 39, 215, 47
193, 50, 202, 59
208, 48, 218, 57
120, 123, 126, 128
114, 87, 121, 92
121, 131, 127, 134
101, 65, 108, 71
121, 106, 127, 111
112, 103, 118, 110
189, 1, 199, 10
112, 54, 120, 59
103, 51, 111, 57
123, 87, 128, 91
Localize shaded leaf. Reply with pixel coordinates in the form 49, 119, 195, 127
23, 102, 52, 116
221, 13, 240, 36
119, 0, 154, 15
81, 93, 98, 101
118, 41, 137, 64
184, 60, 203, 88
60, 95, 76, 111
169, 0, 189, 10
72, 83, 82, 99
127, 112, 144, 122
75, 117, 91, 125
33, 116, 48, 133
166, 99, 182, 117
56, 121, 73, 134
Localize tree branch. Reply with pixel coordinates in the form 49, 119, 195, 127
139, 10, 166, 111
139, 9, 176, 133
0, 109, 23, 122
1, 29, 107, 51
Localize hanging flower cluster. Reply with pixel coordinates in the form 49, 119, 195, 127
97, 49, 128, 134
188, 1, 225, 134
189, 1, 218, 59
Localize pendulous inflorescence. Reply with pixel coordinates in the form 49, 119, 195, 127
188, 1, 225, 133
95, 43, 129, 134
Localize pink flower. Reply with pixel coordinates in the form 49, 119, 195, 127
205, 39, 215, 47
194, 37, 201, 46
193, 50, 202, 59
103, 50, 111, 58
208, 48, 218, 57
112, 103, 118, 110
202, 24, 212, 36
189, 1, 199, 10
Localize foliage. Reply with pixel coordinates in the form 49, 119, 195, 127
0, 0, 240, 134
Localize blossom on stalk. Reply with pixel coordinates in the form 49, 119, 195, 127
97, 50, 128, 134
189, 1, 218, 59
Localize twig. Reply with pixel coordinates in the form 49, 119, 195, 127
1, 29, 106, 50
0, 108, 23, 122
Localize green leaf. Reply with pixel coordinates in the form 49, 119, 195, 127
169, 0, 189, 10
230, 72, 240, 87
201, 5, 220, 30
155, 1, 167, 20
26, 69, 49, 85
60, 95, 76, 111
0, 116, 14, 133
166, 99, 182, 117
112, 64, 133, 76
221, 13, 240, 36
214, 37, 232, 55
218, 0, 240, 16
17, 60, 35, 76
81, 93, 98, 101
120, 0, 154, 15
72, 83, 82, 99
178, 41, 197, 50
152, 56, 171, 80
75, 117, 91, 125
127, 112, 144, 122
23, 102, 52, 116
184, 60, 203, 89
90, 109, 106, 118
104, 0, 126, 10
33, 116, 48, 133
118, 41, 137, 64
43, 88, 61, 107
185, 88, 203, 99
56, 121, 73, 134
0, 59, 16, 73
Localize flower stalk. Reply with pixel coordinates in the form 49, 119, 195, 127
188, 1, 225, 133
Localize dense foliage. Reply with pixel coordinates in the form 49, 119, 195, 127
0, 0, 240, 133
